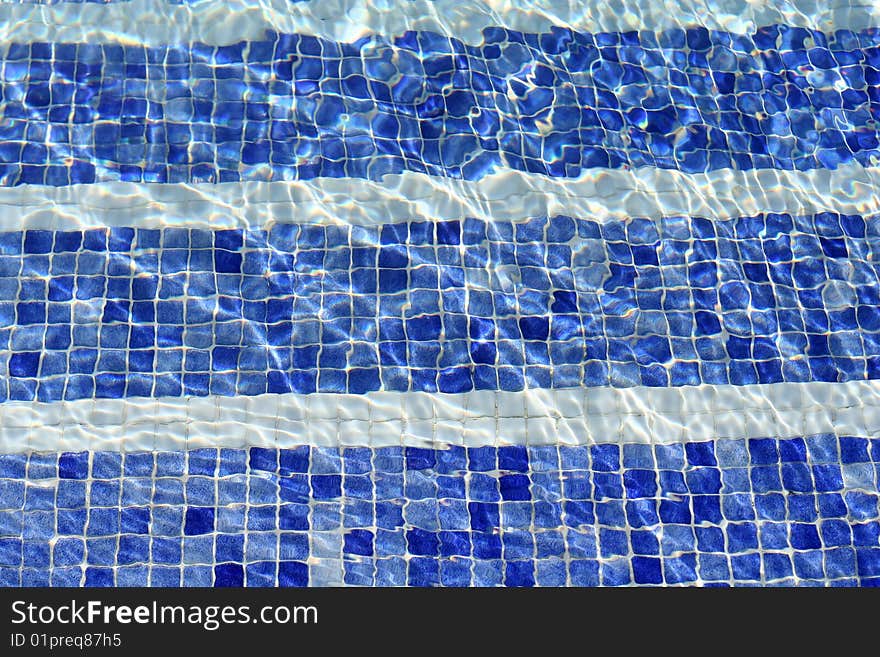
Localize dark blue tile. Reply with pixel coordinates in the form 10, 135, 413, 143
214, 563, 244, 587
183, 508, 214, 536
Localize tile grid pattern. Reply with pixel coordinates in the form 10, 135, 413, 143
1, 10, 879, 589
0, 26, 877, 186
1, 212, 879, 403
0, 435, 878, 586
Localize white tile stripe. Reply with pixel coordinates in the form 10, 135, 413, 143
3, 162, 880, 231
0, 0, 874, 46
1, 379, 878, 452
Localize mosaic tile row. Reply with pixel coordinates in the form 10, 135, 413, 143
0, 212, 878, 401
0, 25, 878, 185
0, 435, 878, 586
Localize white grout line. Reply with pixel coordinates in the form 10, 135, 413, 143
2, 379, 879, 452
0, 0, 874, 47
2, 162, 880, 231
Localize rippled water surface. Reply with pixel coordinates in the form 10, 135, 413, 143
0, 0, 878, 586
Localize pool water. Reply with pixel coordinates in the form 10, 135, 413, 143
0, 0, 879, 586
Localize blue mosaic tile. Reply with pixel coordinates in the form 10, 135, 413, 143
1, 212, 879, 401
0, 435, 877, 586
0, 26, 879, 185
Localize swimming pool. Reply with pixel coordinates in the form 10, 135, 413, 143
0, 0, 879, 586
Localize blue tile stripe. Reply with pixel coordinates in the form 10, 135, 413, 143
1, 211, 879, 402
0, 435, 877, 587
0, 25, 878, 186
